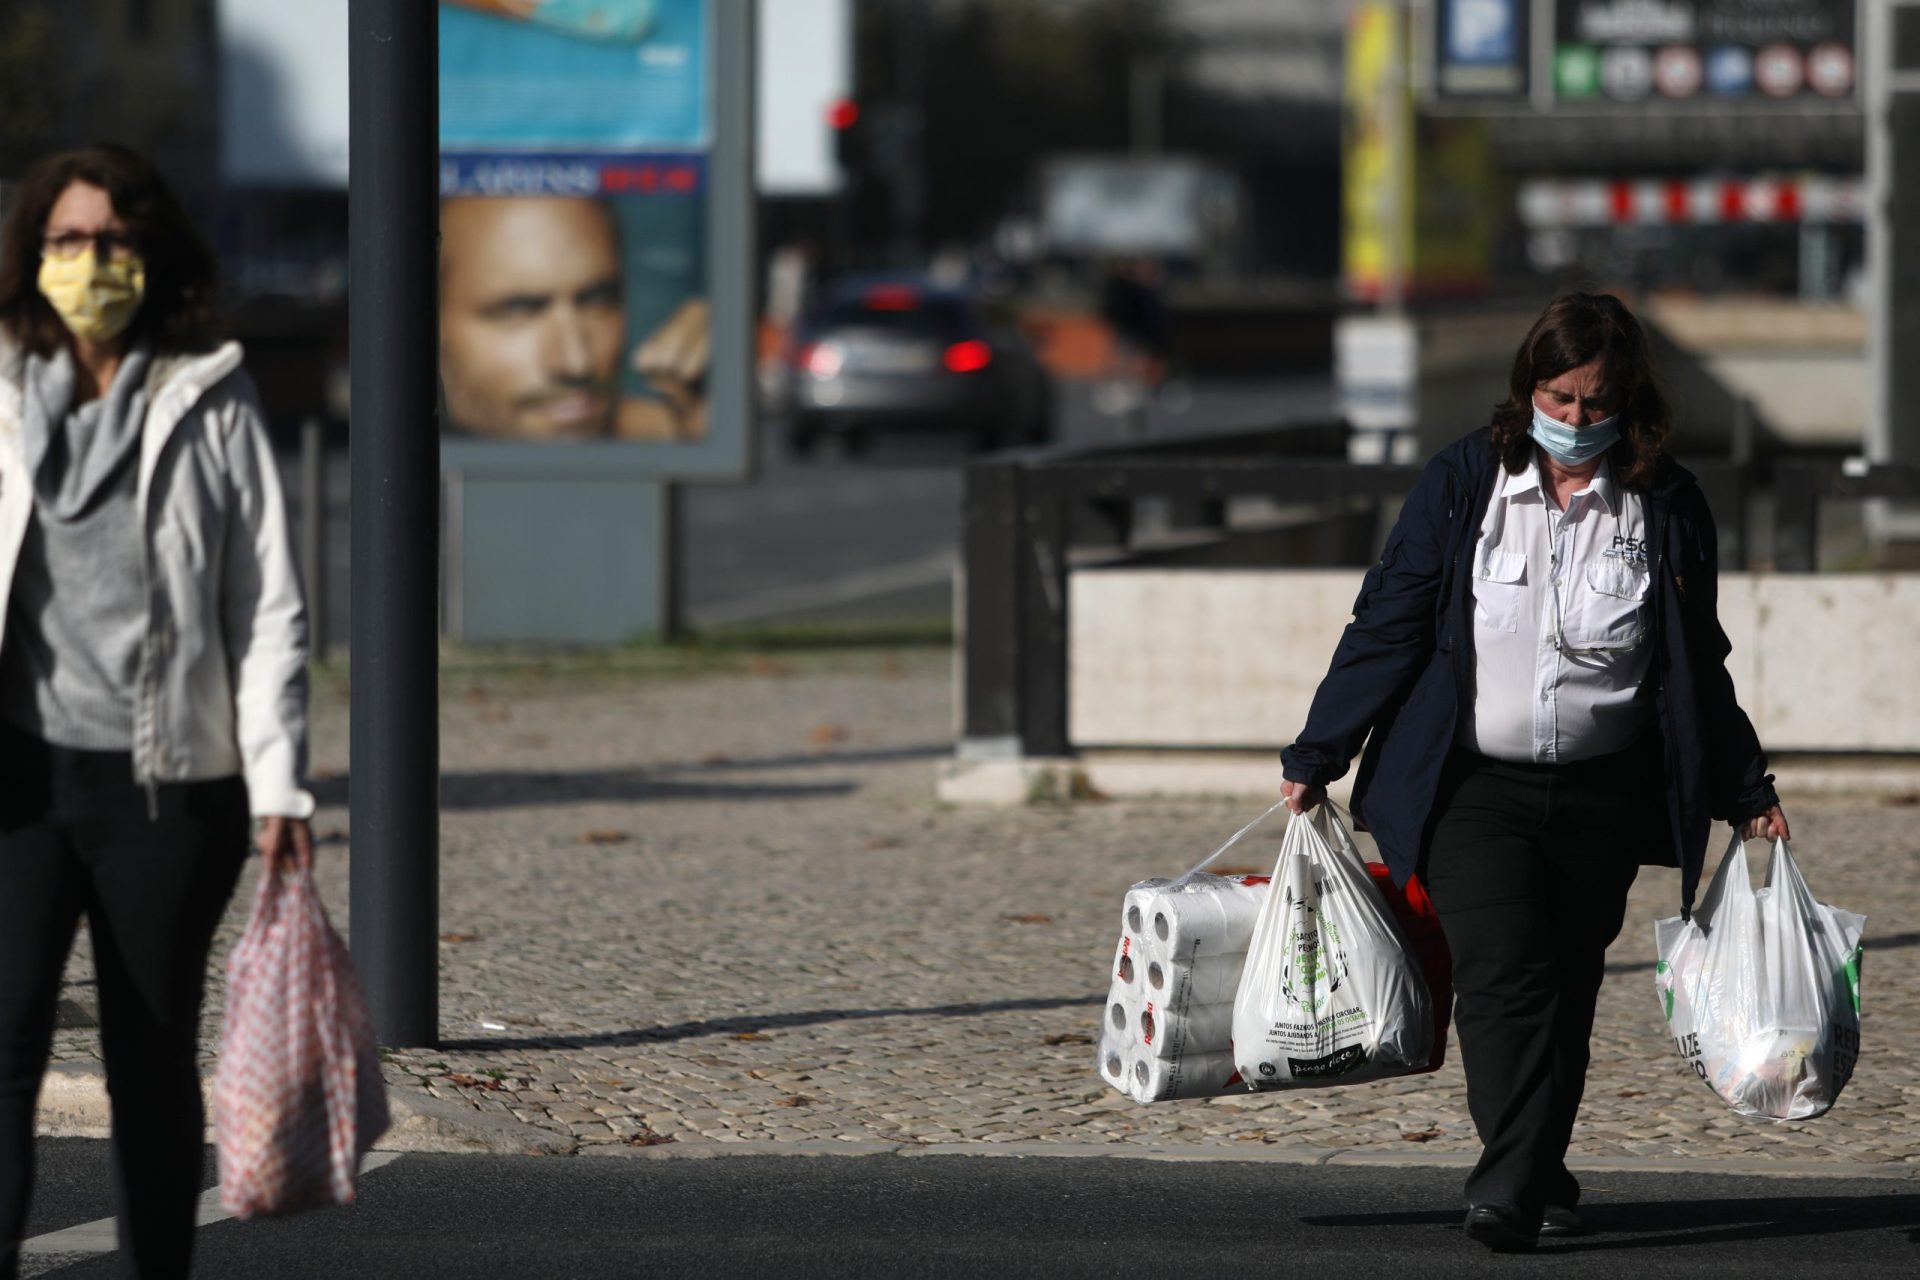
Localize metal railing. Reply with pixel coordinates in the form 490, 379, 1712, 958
959, 424, 1767, 760
1771, 461, 1920, 572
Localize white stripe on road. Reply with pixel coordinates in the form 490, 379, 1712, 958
19, 1151, 403, 1258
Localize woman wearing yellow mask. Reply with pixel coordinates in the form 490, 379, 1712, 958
0, 145, 312, 1277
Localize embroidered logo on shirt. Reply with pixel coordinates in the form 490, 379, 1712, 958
1605, 532, 1649, 564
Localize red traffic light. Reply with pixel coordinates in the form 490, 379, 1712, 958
827, 98, 860, 130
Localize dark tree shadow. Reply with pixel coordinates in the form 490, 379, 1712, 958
309, 770, 859, 810
433, 993, 1104, 1052
308, 743, 949, 811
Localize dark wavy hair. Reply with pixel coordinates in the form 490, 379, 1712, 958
1489, 291, 1670, 489
0, 143, 222, 357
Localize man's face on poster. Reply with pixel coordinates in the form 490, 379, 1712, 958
439, 197, 626, 439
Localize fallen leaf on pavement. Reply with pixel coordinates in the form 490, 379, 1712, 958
628, 1130, 677, 1146
1400, 1128, 1443, 1143
580, 829, 630, 845
863, 835, 901, 851
439, 932, 481, 943
1004, 912, 1053, 925
807, 723, 851, 749
1044, 1033, 1093, 1046
446, 1073, 505, 1092
732, 1031, 771, 1042
775, 1095, 812, 1108
1616, 1089, 1645, 1098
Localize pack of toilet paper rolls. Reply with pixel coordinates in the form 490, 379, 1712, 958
1096, 872, 1270, 1103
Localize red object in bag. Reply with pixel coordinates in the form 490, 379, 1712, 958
1366, 863, 1454, 1073
214, 865, 390, 1218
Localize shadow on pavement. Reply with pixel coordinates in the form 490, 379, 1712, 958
309, 770, 860, 810
1605, 929, 1920, 976
672, 743, 950, 772
435, 993, 1104, 1052
1304, 1193, 1920, 1249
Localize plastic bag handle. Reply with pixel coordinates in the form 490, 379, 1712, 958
1171, 800, 1287, 885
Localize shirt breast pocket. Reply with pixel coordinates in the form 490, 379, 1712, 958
1569, 559, 1649, 650
1471, 549, 1527, 633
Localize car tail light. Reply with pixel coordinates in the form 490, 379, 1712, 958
863, 285, 921, 311
798, 341, 844, 378
943, 340, 992, 373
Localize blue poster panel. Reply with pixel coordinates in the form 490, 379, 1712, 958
441, 0, 708, 149
437, 0, 752, 480
1436, 0, 1530, 96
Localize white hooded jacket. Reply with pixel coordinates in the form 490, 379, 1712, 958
0, 333, 313, 818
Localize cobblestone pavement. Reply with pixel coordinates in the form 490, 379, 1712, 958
47, 648, 1920, 1166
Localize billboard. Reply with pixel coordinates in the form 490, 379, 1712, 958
1552, 0, 1856, 103
1423, 0, 1859, 106
1042, 157, 1211, 257
437, 0, 753, 479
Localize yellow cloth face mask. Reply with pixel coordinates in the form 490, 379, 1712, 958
37, 247, 147, 343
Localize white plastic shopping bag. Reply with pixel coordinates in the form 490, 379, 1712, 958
215, 864, 390, 1217
1654, 835, 1865, 1121
1231, 805, 1433, 1088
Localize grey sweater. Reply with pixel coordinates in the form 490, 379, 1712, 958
0, 345, 153, 750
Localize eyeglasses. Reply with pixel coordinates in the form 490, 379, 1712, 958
1548, 555, 1643, 658
41, 230, 139, 263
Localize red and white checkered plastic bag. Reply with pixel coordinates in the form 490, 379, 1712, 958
214, 863, 390, 1218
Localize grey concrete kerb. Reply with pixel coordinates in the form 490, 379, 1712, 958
35, 1063, 575, 1157
39, 1065, 1919, 1181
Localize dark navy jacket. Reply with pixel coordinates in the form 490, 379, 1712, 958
1280, 429, 1778, 914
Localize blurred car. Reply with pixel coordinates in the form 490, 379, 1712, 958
785, 278, 1053, 455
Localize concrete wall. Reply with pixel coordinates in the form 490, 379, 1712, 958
1069, 568, 1920, 753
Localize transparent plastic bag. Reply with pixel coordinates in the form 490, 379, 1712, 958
214, 864, 390, 1218
1654, 835, 1865, 1121
1231, 805, 1433, 1088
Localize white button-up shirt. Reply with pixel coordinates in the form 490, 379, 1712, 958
1460, 453, 1655, 763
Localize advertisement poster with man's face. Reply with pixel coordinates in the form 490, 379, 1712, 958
438, 0, 731, 461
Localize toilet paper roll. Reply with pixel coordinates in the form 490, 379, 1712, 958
1124, 874, 1268, 959
1124, 1049, 1243, 1103
1108, 932, 1142, 991
1138, 999, 1237, 1062
1142, 950, 1247, 1008
1104, 982, 1142, 1044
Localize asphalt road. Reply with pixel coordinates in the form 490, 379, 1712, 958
19, 1141, 1920, 1278
279, 375, 1336, 645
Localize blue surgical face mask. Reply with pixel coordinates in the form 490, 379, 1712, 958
1529, 400, 1620, 467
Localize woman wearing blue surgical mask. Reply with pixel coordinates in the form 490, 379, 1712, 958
0, 145, 311, 1278
1277, 291, 1784, 1254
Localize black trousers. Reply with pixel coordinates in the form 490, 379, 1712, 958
0, 723, 250, 1280
1420, 745, 1659, 1221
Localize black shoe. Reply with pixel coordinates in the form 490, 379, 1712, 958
1540, 1204, 1592, 1237
1464, 1204, 1538, 1253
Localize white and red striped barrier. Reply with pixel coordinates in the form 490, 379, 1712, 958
1519, 177, 1865, 228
